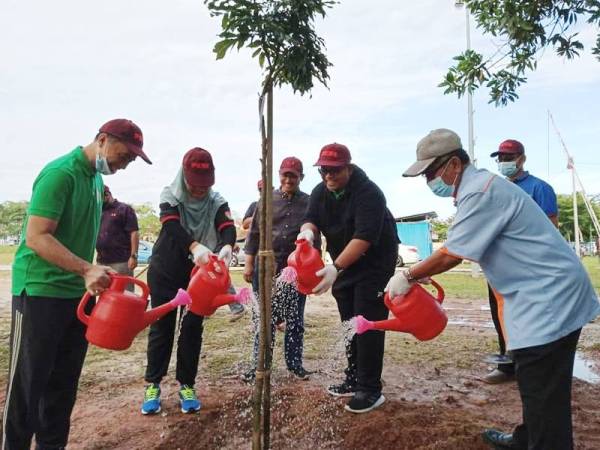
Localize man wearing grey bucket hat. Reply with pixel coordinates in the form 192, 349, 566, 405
387, 128, 599, 450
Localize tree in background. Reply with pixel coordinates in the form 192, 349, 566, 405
132, 203, 161, 241
430, 217, 453, 241
204, 1, 335, 448
557, 193, 600, 242
0, 201, 28, 241
441, 1, 600, 105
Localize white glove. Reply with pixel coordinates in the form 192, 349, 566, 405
384, 270, 412, 299
191, 243, 212, 265
218, 244, 233, 266
296, 229, 315, 245
312, 264, 338, 295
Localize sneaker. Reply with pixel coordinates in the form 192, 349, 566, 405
344, 391, 385, 414
229, 305, 246, 322
481, 429, 524, 449
326, 380, 356, 397
179, 384, 201, 413
240, 369, 256, 383
289, 367, 312, 380
141, 383, 161, 415
482, 368, 515, 385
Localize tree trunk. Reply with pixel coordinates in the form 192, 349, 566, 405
252, 81, 274, 450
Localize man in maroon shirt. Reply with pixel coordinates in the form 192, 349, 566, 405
96, 185, 139, 288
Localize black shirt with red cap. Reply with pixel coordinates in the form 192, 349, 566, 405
149, 202, 236, 288
304, 166, 398, 286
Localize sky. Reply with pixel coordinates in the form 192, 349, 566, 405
1, 0, 599, 220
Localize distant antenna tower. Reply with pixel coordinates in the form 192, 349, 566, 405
548, 111, 600, 257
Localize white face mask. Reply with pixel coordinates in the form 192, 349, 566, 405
498, 161, 519, 177
95, 151, 114, 175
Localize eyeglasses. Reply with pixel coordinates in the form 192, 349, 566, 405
318, 166, 344, 176
422, 156, 451, 181
495, 154, 521, 163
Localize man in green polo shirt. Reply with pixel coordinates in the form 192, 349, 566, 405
2, 119, 152, 450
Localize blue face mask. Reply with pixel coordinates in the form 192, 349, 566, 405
95, 152, 114, 175
426, 160, 456, 197
427, 176, 455, 197
498, 161, 518, 177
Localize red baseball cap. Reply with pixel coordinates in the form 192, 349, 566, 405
182, 148, 215, 188
314, 143, 351, 167
490, 139, 525, 157
99, 119, 152, 164
279, 156, 303, 177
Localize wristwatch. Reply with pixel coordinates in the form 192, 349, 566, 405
403, 267, 415, 282
130, 253, 138, 259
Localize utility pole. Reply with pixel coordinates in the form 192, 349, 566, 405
456, 1, 479, 276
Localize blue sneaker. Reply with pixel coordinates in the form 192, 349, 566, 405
179, 384, 201, 413
141, 383, 161, 415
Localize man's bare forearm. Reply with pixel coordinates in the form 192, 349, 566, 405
26, 232, 92, 276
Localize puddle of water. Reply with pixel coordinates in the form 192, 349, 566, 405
573, 353, 600, 384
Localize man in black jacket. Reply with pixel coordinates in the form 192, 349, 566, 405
299, 143, 398, 413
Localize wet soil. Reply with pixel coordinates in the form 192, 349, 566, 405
0, 274, 599, 449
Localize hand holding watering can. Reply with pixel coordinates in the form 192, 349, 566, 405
354, 273, 446, 341
187, 254, 252, 316
78, 274, 191, 351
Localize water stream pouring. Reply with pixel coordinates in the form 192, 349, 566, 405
285, 238, 324, 294
77, 274, 191, 350
187, 254, 252, 316
354, 279, 447, 341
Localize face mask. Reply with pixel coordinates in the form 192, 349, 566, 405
95, 151, 114, 175
498, 161, 518, 177
426, 159, 456, 197
427, 177, 455, 197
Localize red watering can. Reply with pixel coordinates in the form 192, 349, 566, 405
354, 279, 447, 341
187, 255, 252, 316
284, 238, 324, 295
77, 274, 191, 350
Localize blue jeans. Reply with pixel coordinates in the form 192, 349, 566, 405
251, 266, 306, 371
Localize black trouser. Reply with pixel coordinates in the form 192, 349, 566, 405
511, 328, 581, 450
488, 284, 515, 374
145, 269, 203, 386
332, 276, 389, 393
2, 293, 91, 450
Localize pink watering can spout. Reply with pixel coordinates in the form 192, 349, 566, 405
142, 289, 191, 328
354, 315, 375, 335
234, 287, 253, 306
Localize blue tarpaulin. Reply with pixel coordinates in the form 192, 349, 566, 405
396, 221, 433, 258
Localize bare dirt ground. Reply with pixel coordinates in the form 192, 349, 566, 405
0, 273, 599, 449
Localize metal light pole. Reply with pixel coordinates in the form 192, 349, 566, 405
456, 1, 479, 276
455, 1, 476, 165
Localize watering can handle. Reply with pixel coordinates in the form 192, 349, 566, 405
111, 274, 150, 300
190, 254, 226, 278
429, 279, 445, 304
77, 292, 93, 325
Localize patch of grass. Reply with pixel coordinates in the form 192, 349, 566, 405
426, 272, 489, 299
582, 256, 600, 291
